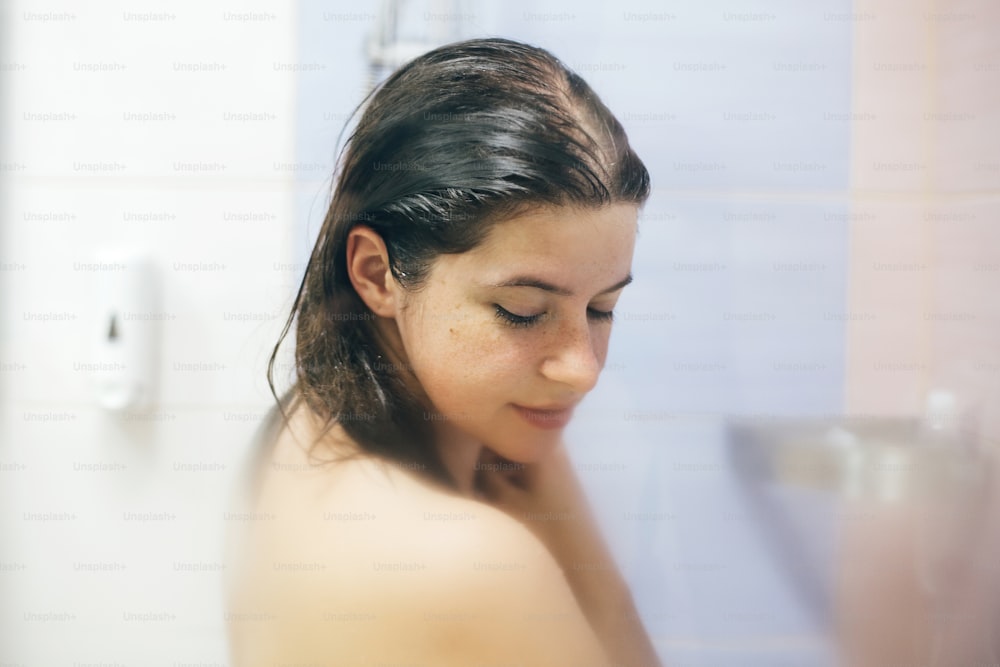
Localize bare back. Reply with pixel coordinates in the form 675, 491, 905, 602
223, 403, 609, 665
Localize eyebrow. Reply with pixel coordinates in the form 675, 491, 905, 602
486, 273, 633, 297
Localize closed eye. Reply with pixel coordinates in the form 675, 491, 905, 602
494, 305, 543, 328
494, 305, 615, 328
588, 308, 614, 323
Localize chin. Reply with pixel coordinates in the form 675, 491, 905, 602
494, 430, 562, 464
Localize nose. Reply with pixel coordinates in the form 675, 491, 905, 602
538, 314, 603, 394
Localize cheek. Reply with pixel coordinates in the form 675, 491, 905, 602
412, 313, 531, 414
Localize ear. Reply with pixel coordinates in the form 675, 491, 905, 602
345, 225, 401, 318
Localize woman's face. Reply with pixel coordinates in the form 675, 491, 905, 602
390, 203, 638, 463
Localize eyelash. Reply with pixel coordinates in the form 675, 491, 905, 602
493, 305, 615, 329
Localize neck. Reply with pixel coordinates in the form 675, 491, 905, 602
432, 421, 484, 497
372, 317, 484, 497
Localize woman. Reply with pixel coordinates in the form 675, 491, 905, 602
223, 37, 662, 666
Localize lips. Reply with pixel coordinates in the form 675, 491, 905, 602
512, 403, 576, 430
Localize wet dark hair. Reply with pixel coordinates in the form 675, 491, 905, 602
254, 37, 649, 493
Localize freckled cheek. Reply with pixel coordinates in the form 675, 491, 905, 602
437, 320, 532, 397
411, 312, 480, 374
449, 322, 515, 373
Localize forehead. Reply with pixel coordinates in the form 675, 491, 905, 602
463, 204, 638, 268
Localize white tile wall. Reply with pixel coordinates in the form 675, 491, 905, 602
1, 1, 299, 663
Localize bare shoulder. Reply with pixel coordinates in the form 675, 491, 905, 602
390, 494, 610, 665
226, 421, 608, 665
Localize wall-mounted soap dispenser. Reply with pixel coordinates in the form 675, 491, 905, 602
92, 249, 159, 411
